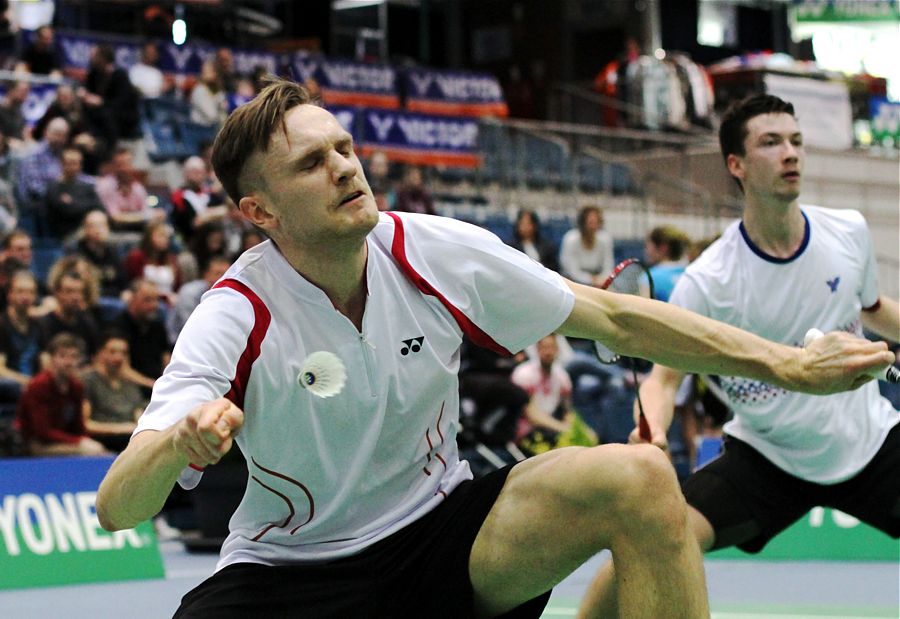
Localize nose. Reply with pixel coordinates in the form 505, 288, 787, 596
782, 141, 800, 161
329, 149, 357, 184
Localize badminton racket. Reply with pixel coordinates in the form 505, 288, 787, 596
804, 328, 899, 383
593, 258, 655, 442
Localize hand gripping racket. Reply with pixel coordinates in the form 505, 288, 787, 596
804, 328, 900, 383
593, 258, 655, 441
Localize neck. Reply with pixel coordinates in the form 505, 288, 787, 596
278, 238, 369, 329
742, 196, 805, 259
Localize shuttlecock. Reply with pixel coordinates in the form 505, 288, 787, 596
298, 351, 347, 398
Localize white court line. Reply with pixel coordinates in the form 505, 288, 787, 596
540, 610, 889, 619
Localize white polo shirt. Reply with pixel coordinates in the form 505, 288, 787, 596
670, 205, 898, 483
136, 211, 574, 568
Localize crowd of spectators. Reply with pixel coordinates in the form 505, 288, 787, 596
0, 30, 266, 462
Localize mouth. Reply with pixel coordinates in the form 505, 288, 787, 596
338, 191, 365, 206
781, 171, 800, 181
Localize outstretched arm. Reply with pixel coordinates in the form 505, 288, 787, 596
862, 296, 900, 344
557, 280, 894, 395
96, 398, 243, 531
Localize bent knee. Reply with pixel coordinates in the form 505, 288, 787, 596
582, 444, 685, 525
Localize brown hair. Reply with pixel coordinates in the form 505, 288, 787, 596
647, 225, 691, 262
211, 76, 319, 205
47, 332, 84, 356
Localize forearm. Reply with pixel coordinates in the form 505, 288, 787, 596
523, 402, 569, 433
86, 418, 137, 435
635, 367, 682, 433
560, 282, 800, 386
96, 428, 186, 531
862, 297, 900, 343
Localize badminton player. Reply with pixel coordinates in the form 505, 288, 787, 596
578, 94, 900, 618
96, 81, 892, 619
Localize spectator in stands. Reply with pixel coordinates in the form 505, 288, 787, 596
81, 44, 142, 153
96, 148, 163, 231
0, 80, 30, 147
17, 25, 62, 76
512, 334, 595, 455
214, 47, 238, 93
46, 254, 104, 323
45, 147, 102, 241
39, 270, 100, 359
109, 278, 170, 394
178, 221, 227, 284
190, 60, 228, 128
0, 270, 43, 386
0, 127, 15, 184
123, 221, 181, 301
16, 332, 107, 456
365, 150, 395, 211
509, 209, 559, 272
0, 230, 35, 308
16, 116, 69, 210
167, 255, 230, 344
33, 84, 91, 142
82, 332, 146, 452
128, 41, 166, 99
393, 165, 435, 215
644, 225, 691, 303
73, 210, 126, 299
559, 204, 614, 286
171, 156, 228, 244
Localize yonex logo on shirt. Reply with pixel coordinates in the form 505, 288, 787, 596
400, 336, 425, 355
826, 276, 840, 293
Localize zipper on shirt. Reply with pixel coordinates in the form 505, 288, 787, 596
359, 333, 377, 398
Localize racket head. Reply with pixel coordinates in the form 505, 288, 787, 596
593, 258, 654, 364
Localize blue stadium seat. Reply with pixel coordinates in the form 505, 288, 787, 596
178, 121, 219, 155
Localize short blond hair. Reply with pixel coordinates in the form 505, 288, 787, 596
211, 76, 318, 205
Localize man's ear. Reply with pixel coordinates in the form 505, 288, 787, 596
726, 153, 745, 184
238, 196, 276, 229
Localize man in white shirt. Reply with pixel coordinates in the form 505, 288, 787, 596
578, 94, 900, 618
128, 42, 166, 99
96, 81, 893, 619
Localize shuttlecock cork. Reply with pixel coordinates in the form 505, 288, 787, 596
298, 351, 347, 398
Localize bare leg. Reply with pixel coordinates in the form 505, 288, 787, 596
577, 505, 716, 619
469, 444, 710, 619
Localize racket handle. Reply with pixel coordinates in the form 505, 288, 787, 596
638, 413, 652, 442
803, 328, 899, 384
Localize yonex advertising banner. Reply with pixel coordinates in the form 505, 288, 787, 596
404, 68, 508, 118
290, 53, 400, 109
326, 105, 359, 138
359, 109, 481, 167
0, 457, 163, 590
710, 506, 899, 561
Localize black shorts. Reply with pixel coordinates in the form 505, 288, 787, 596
173, 465, 551, 618
683, 422, 900, 553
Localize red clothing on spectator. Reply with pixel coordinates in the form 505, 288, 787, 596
16, 370, 85, 445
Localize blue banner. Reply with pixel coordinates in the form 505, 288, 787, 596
57, 32, 279, 77
360, 109, 480, 167
404, 68, 508, 118
325, 105, 359, 138
289, 53, 399, 109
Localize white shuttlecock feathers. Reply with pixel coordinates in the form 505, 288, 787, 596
298, 351, 347, 398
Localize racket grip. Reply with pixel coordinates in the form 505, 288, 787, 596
638, 413, 652, 442
803, 328, 899, 384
